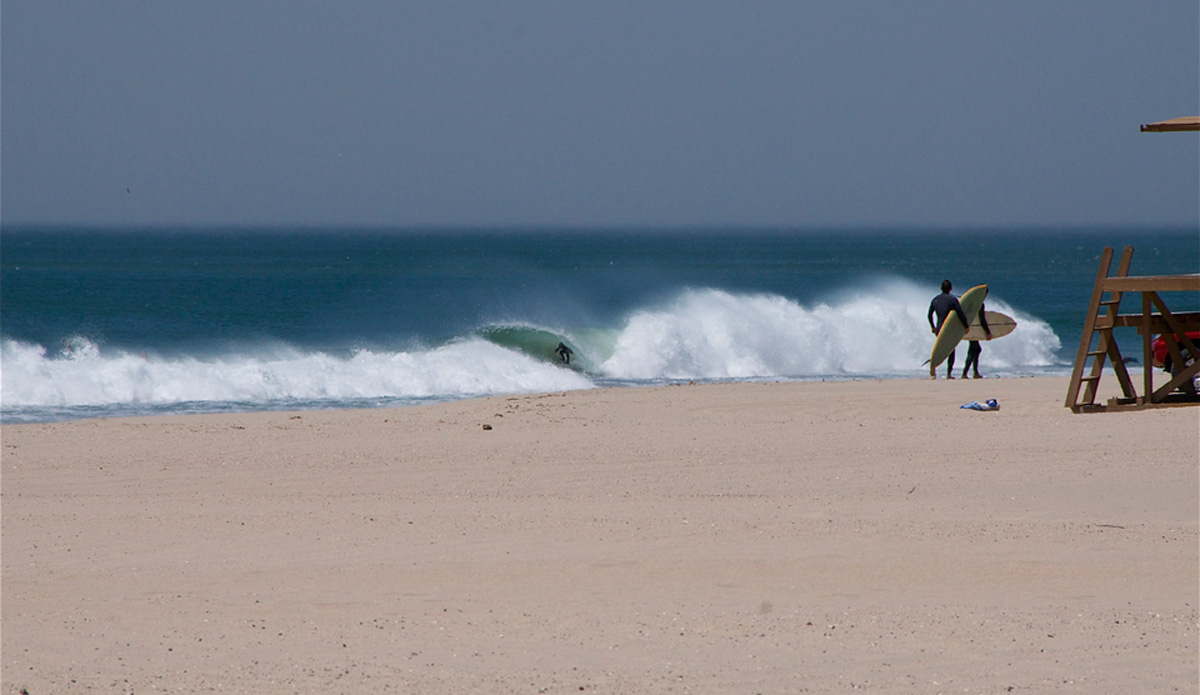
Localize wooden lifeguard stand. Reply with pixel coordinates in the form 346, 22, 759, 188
1065, 116, 1200, 412
1065, 246, 1200, 412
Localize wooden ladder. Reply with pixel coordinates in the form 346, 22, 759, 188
1065, 246, 1138, 412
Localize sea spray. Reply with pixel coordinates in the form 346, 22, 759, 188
1, 282, 1064, 422
1, 281, 1064, 422
598, 285, 1061, 380
0, 337, 593, 419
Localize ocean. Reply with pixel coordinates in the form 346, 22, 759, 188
2, 227, 1196, 423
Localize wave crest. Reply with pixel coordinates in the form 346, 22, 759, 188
599, 284, 1061, 379
2, 281, 1064, 421
1, 337, 593, 413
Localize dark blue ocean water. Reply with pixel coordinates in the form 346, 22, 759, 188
3, 227, 1196, 422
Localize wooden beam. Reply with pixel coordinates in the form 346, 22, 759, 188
1143, 293, 1153, 400
1085, 248, 1135, 406
1101, 275, 1200, 292
1150, 358, 1200, 402
1141, 116, 1200, 132
1111, 311, 1200, 331
1066, 247, 1118, 409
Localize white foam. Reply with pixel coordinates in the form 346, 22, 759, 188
1, 281, 1065, 418
0, 337, 593, 409
598, 283, 1062, 380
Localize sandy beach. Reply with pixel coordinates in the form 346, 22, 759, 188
3, 376, 1197, 694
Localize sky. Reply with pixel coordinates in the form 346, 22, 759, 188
2, 1, 1197, 229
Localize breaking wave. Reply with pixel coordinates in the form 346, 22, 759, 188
1, 280, 1062, 422
599, 284, 1060, 380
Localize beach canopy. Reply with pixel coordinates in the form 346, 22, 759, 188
1140, 116, 1200, 132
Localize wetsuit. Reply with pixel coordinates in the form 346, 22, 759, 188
928, 292, 968, 334
962, 303, 990, 378
928, 292, 969, 377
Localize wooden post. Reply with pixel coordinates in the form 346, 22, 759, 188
1065, 247, 1116, 409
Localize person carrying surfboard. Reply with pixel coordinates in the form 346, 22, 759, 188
928, 280, 970, 379
961, 303, 992, 379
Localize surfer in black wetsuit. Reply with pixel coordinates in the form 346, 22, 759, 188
928, 280, 970, 379
555, 342, 573, 365
962, 302, 992, 379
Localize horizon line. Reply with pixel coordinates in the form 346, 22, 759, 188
3, 222, 1198, 235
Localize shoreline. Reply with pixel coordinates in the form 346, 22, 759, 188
3, 376, 1196, 693
0, 366, 1106, 426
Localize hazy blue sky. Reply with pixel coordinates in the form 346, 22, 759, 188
3, 2, 1197, 228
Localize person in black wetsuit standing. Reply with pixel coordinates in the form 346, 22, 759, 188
928, 280, 969, 379
961, 302, 992, 379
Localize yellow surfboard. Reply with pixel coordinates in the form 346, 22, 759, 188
930, 284, 988, 369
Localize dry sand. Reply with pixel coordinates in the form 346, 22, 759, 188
2, 377, 1197, 694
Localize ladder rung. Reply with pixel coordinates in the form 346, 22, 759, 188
1100, 298, 1121, 306
1079, 375, 1100, 382
1086, 350, 1106, 357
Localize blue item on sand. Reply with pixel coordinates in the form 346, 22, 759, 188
960, 399, 999, 411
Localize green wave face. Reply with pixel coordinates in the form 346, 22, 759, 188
475, 324, 617, 372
